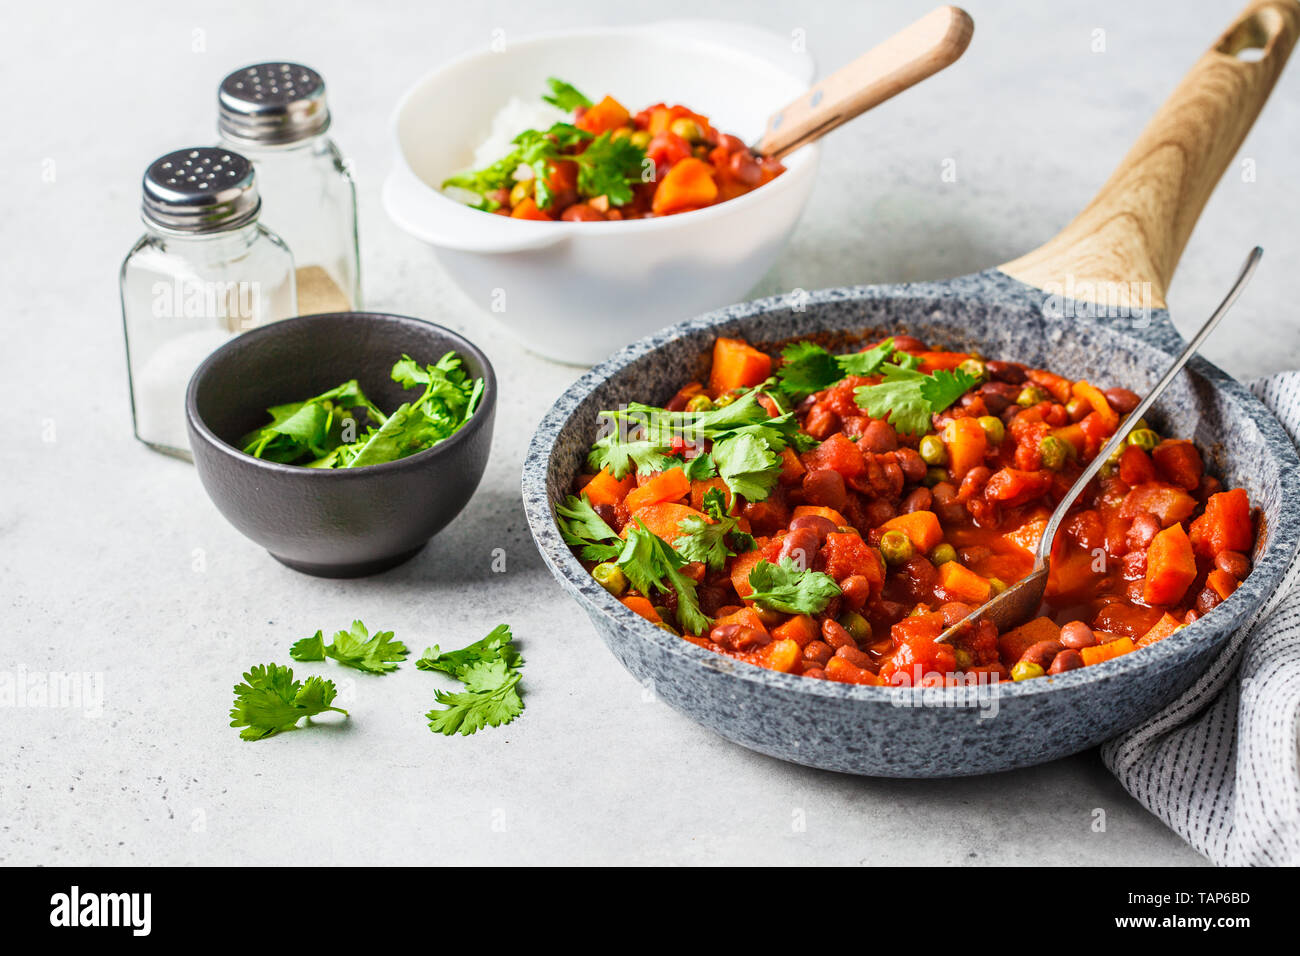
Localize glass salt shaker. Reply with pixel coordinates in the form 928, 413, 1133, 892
120, 147, 297, 460
217, 62, 360, 315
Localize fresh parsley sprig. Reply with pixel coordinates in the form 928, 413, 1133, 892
555, 494, 624, 562
854, 360, 977, 436
776, 337, 898, 401
618, 520, 712, 635
290, 620, 409, 674
673, 488, 756, 571
229, 664, 348, 741
419, 625, 524, 736
745, 558, 842, 615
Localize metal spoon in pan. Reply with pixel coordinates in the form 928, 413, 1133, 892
935, 246, 1264, 647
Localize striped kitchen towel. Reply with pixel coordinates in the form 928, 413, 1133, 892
1101, 372, 1300, 866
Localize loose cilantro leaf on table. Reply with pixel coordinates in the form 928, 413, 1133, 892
420, 625, 525, 736
854, 359, 977, 435
745, 558, 843, 615
555, 494, 623, 562
618, 521, 711, 636
291, 620, 409, 674
229, 663, 348, 741
542, 77, 593, 111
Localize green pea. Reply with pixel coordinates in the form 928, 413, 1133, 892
957, 358, 988, 383
879, 530, 915, 566
988, 577, 1007, 594
924, 466, 950, 487
954, 648, 974, 669
685, 394, 714, 413
1127, 428, 1160, 452
1017, 385, 1049, 407
919, 434, 948, 466
838, 611, 872, 643
977, 415, 1005, 444
669, 117, 704, 142
629, 130, 652, 149
654, 621, 680, 636
1011, 660, 1044, 682
929, 542, 958, 566
1039, 435, 1069, 470
592, 562, 628, 596
713, 392, 737, 408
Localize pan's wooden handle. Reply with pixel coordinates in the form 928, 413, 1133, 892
756, 6, 974, 160
1001, 0, 1300, 309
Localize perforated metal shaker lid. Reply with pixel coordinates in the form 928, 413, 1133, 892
141, 147, 261, 234
218, 62, 330, 146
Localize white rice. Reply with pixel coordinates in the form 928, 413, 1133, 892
470, 97, 570, 169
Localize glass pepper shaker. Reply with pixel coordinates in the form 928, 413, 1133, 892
217, 62, 360, 315
120, 147, 297, 460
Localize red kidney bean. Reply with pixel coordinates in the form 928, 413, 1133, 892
862, 498, 898, 527
986, 360, 1028, 384
977, 382, 1017, 415
939, 602, 974, 626
891, 335, 927, 352
593, 502, 618, 528
958, 545, 992, 566
803, 640, 833, 666
901, 487, 933, 514
1103, 387, 1141, 415
803, 405, 840, 440
778, 527, 820, 569
1215, 550, 1251, 579
839, 575, 870, 610
728, 150, 762, 186
801, 468, 847, 511
1195, 587, 1222, 615
1048, 649, 1084, 674
1019, 639, 1063, 669
835, 645, 875, 669
859, 418, 899, 453
820, 619, 856, 650
711, 623, 769, 651
1184, 609, 1201, 625
561, 203, 606, 222
789, 513, 839, 542
802, 667, 827, 680
930, 481, 958, 505
1126, 513, 1161, 552
1121, 550, 1147, 578
957, 466, 991, 502
895, 447, 927, 483
1059, 621, 1097, 649
1198, 475, 1223, 500
1043, 404, 1069, 427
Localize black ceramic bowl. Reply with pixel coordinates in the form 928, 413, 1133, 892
186, 312, 496, 577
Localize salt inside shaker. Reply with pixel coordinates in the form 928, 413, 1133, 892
218, 62, 361, 315
120, 147, 296, 459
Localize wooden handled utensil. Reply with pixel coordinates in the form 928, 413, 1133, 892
936, 247, 1265, 647
755, 6, 974, 160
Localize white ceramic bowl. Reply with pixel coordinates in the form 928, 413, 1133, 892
384, 21, 819, 365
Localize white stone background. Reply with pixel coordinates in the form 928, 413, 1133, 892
2, 0, 1296, 864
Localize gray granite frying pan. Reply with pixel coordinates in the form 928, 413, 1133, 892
523, 1, 1300, 776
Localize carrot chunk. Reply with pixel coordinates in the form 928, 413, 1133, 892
622, 502, 704, 542
707, 337, 771, 395
1189, 488, 1253, 558
1080, 636, 1136, 666
624, 467, 691, 513
760, 638, 801, 673
653, 157, 719, 215
825, 656, 883, 685
577, 95, 631, 135
621, 595, 662, 623
880, 510, 944, 553
772, 614, 818, 648
1143, 523, 1197, 606
997, 617, 1061, 665
1206, 568, 1239, 602
580, 467, 635, 508
1151, 439, 1203, 491
1071, 380, 1118, 432
1137, 612, 1183, 648
509, 197, 554, 220
792, 504, 850, 528
944, 417, 988, 481
936, 561, 992, 604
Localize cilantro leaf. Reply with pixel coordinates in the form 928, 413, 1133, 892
712, 432, 782, 502
426, 673, 524, 736
672, 514, 733, 570
542, 77, 593, 111
420, 625, 525, 736
853, 360, 977, 436
229, 664, 347, 741
573, 131, 646, 206
681, 452, 717, 480
776, 338, 898, 401
745, 558, 843, 615
618, 521, 711, 635
291, 620, 408, 674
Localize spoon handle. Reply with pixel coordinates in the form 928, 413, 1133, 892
755, 6, 973, 160
1033, 246, 1264, 569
